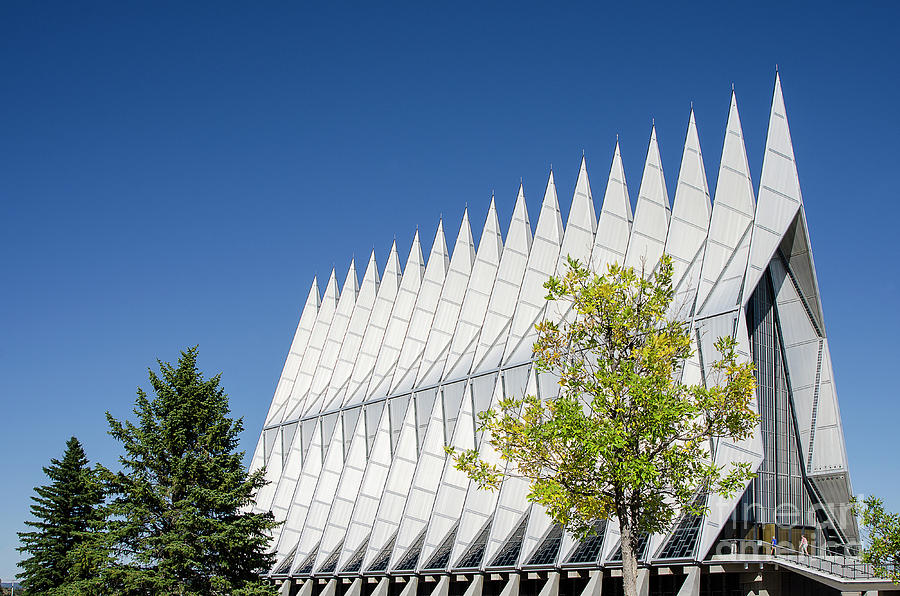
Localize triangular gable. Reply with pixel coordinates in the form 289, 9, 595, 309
262, 277, 320, 429
389, 221, 451, 395
744, 73, 804, 306
363, 232, 426, 400
438, 197, 504, 383
281, 269, 340, 421
625, 126, 671, 273
591, 141, 632, 273
696, 91, 756, 318
342, 242, 403, 407
471, 186, 532, 374
503, 171, 564, 366
664, 109, 711, 318
398, 212, 475, 393
301, 260, 360, 417
317, 251, 380, 413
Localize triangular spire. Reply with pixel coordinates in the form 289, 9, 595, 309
388, 218, 453, 393
558, 156, 597, 271
452, 208, 476, 267
439, 196, 504, 383
411, 208, 477, 389
364, 230, 427, 399
696, 91, 756, 316
362, 250, 381, 293
664, 108, 711, 311
503, 170, 564, 365
260, 275, 321, 429
341, 259, 360, 298
745, 72, 804, 301
625, 126, 671, 273
384, 240, 402, 287
317, 251, 381, 413
322, 268, 340, 309
471, 185, 532, 374
591, 140, 633, 273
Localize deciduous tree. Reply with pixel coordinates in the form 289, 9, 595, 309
452, 256, 758, 596
855, 495, 900, 584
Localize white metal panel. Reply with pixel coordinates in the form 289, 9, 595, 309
591, 141, 633, 273
745, 73, 803, 303
365, 232, 427, 400
336, 401, 394, 570
287, 414, 346, 573
483, 369, 540, 564
280, 270, 340, 422
262, 278, 320, 429
438, 198, 504, 383
696, 92, 756, 318
389, 380, 463, 569
413, 209, 477, 389
503, 171, 564, 366
769, 256, 820, 459
809, 341, 849, 475
417, 382, 477, 569
362, 394, 430, 571
625, 127, 671, 274
300, 261, 360, 417
268, 417, 324, 571
471, 186, 532, 374
388, 221, 450, 395
557, 157, 598, 271
313, 407, 372, 573
396, 214, 473, 392
342, 242, 403, 407
448, 371, 512, 567
664, 109, 711, 320
318, 251, 380, 413
696, 311, 763, 559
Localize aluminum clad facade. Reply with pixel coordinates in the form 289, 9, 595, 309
252, 77, 858, 590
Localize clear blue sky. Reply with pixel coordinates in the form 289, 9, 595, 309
1, 1, 897, 579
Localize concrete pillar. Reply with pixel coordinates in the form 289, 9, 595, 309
579, 570, 603, 596
538, 572, 560, 596
297, 579, 313, 596
676, 567, 701, 596
278, 579, 293, 596
499, 574, 521, 596
371, 578, 390, 596
400, 577, 419, 596
463, 575, 484, 596
636, 569, 649, 596
429, 576, 450, 596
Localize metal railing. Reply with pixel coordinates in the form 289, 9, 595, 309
715, 539, 883, 581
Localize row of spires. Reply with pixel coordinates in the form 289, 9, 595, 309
265, 72, 799, 426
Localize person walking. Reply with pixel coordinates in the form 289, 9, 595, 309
799, 534, 809, 556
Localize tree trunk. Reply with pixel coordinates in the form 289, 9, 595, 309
620, 518, 639, 596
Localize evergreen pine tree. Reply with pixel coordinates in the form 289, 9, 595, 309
17, 436, 104, 593
101, 347, 277, 595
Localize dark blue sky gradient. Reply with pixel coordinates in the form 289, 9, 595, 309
1, 1, 898, 577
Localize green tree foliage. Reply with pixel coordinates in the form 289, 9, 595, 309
855, 495, 900, 584
17, 436, 104, 593
97, 347, 277, 595
452, 256, 758, 596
